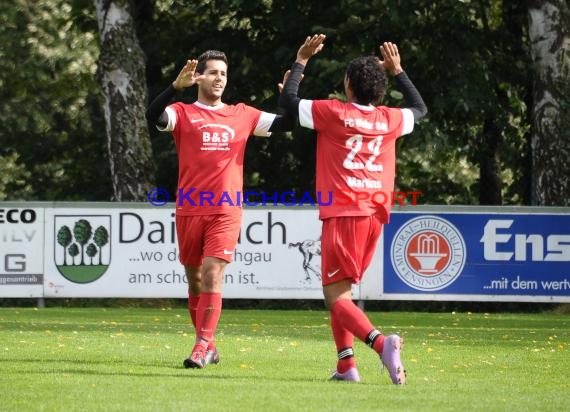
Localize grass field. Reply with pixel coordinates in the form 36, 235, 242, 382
1, 307, 569, 412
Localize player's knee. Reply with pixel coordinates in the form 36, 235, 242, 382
323, 297, 336, 311
200, 258, 227, 291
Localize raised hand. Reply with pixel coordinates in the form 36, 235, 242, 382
172, 59, 206, 90
296, 34, 326, 64
379, 42, 403, 76
278, 69, 304, 93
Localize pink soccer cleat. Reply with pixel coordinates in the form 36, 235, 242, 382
330, 367, 361, 382
380, 334, 406, 384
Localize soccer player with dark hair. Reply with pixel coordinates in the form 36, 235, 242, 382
146, 50, 294, 369
279, 35, 427, 384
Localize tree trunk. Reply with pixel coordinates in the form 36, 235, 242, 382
479, 117, 503, 205
528, 0, 570, 206
94, 0, 155, 201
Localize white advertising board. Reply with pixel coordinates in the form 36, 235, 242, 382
0, 207, 44, 297
7, 202, 566, 302
42, 206, 377, 299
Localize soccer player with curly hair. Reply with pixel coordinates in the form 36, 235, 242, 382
280, 34, 427, 384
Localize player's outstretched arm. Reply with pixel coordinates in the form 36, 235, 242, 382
267, 70, 308, 133
146, 60, 206, 128
145, 85, 174, 128
279, 34, 326, 115
380, 42, 427, 121
295, 34, 326, 65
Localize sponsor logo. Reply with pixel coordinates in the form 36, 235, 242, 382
390, 216, 466, 291
0, 208, 37, 224
198, 124, 236, 151
327, 268, 340, 278
480, 219, 570, 262
191, 118, 205, 123
223, 249, 234, 255
54, 215, 111, 284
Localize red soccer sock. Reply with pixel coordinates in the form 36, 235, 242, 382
370, 332, 385, 354
330, 310, 355, 373
188, 293, 200, 328
331, 298, 384, 354
195, 292, 222, 350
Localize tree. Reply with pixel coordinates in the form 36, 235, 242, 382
57, 225, 73, 266
381, 0, 531, 206
0, 152, 32, 200
0, 0, 110, 201
93, 0, 155, 200
68, 243, 80, 265
86, 243, 98, 265
141, 0, 536, 206
1, 0, 549, 206
528, 0, 570, 206
93, 225, 109, 265
73, 219, 93, 265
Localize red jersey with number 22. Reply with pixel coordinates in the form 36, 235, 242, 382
298, 99, 415, 222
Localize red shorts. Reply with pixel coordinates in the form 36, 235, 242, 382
321, 216, 383, 286
176, 214, 242, 266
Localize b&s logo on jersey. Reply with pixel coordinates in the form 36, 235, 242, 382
199, 124, 236, 151
54, 215, 111, 284
390, 216, 466, 291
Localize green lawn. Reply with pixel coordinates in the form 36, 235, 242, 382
0, 307, 568, 411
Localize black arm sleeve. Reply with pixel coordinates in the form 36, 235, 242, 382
145, 84, 177, 129
394, 72, 427, 122
268, 112, 296, 133
278, 62, 305, 115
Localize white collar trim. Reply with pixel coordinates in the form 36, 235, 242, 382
194, 101, 225, 110
351, 102, 374, 111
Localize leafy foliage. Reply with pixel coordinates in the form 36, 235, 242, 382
0, 0, 110, 200
0, 0, 542, 204
141, 0, 532, 205
0, 152, 32, 200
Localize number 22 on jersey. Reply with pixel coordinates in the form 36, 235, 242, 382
342, 134, 383, 172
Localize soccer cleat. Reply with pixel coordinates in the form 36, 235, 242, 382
330, 367, 361, 382
183, 349, 206, 369
205, 348, 220, 365
380, 334, 406, 385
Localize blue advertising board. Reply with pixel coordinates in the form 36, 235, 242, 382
383, 212, 570, 302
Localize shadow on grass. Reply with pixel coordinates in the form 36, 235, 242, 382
2, 356, 363, 384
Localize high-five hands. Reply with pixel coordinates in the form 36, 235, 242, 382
379, 42, 403, 76
278, 70, 304, 93
296, 34, 326, 65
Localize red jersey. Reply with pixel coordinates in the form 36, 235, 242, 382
298, 99, 415, 222
163, 101, 276, 216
